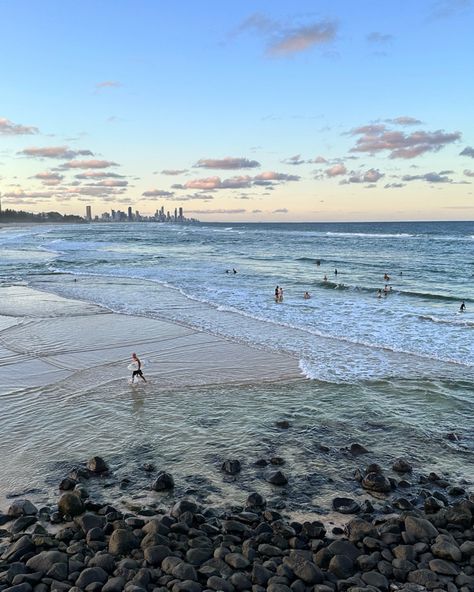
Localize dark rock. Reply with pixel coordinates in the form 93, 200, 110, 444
361, 571, 389, 591
254, 459, 268, 467
221, 460, 241, 475
328, 555, 354, 578
267, 471, 288, 486
2, 584, 33, 592
102, 576, 126, 592
252, 563, 273, 585
229, 572, 252, 591
76, 512, 104, 533
246, 492, 266, 508
349, 443, 369, 455
86, 456, 109, 473
152, 471, 175, 491
7, 500, 38, 517
425, 496, 444, 514
2, 536, 35, 562
187, 547, 213, 565
26, 551, 67, 574
225, 553, 249, 569
207, 575, 235, 592
392, 458, 413, 473
429, 558, 460, 576
332, 497, 360, 515
345, 518, 377, 542
173, 581, 202, 592
327, 540, 361, 561
171, 561, 198, 581
258, 543, 282, 557
285, 554, 323, 585
9, 516, 37, 534
408, 568, 439, 587
88, 553, 116, 573
362, 472, 391, 493
141, 463, 155, 472
75, 566, 108, 588
270, 457, 285, 466
59, 477, 77, 491
404, 516, 439, 543
171, 500, 198, 518
276, 420, 290, 429
108, 528, 139, 555
58, 492, 84, 517
431, 534, 462, 562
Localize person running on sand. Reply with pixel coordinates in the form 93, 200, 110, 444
131, 353, 147, 383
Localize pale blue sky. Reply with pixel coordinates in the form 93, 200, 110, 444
1, 0, 473, 221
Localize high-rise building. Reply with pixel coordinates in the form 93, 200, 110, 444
85, 205, 92, 220
178, 207, 183, 221
128, 206, 133, 221
174, 207, 177, 222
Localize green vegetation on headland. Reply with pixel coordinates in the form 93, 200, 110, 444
0, 208, 85, 224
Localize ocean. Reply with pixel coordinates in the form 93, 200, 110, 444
0, 220, 473, 511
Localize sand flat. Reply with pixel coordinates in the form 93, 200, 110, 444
0, 285, 301, 396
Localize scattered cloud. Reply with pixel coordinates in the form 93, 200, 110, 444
326, 163, 347, 177
273, 208, 288, 213
402, 171, 453, 183
160, 169, 188, 175
252, 209, 262, 213
185, 171, 299, 190
366, 32, 393, 44
61, 159, 119, 169
428, 0, 471, 20
33, 171, 64, 186
386, 116, 422, 126
384, 183, 406, 188
19, 146, 94, 159
75, 171, 124, 179
349, 124, 461, 158
142, 189, 175, 198
268, 21, 337, 56
464, 169, 474, 177
253, 171, 300, 183
165, 193, 215, 202
460, 146, 474, 158
3, 190, 55, 200
312, 156, 328, 164
185, 176, 222, 190
283, 154, 305, 165
342, 168, 384, 184
95, 80, 122, 91
194, 157, 260, 169
93, 179, 128, 187
0, 117, 39, 136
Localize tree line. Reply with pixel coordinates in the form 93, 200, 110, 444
0, 208, 84, 223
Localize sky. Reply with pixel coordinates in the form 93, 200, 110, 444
1, 0, 473, 222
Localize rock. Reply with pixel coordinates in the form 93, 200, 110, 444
429, 559, 460, 576
76, 512, 104, 533
102, 576, 126, 592
349, 443, 369, 455
9, 516, 37, 534
460, 540, 474, 556
392, 545, 416, 562
26, 551, 67, 574
327, 540, 361, 561
221, 459, 241, 475
86, 456, 109, 473
392, 458, 413, 473
207, 575, 235, 592
258, 543, 282, 557
404, 515, 439, 543
230, 572, 252, 591
2, 584, 33, 592
171, 561, 198, 581
46, 562, 68, 580
75, 566, 108, 588
171, 500, 198, 517
431, 534, 462, 562
425, 496, 444, 514
328, 555, 355, 578
225, 553, 249, 569
152, 471, 175, 491
285, 555, 323, 585
270, 457, 285, 466
332, 497, 360, 514
58, 492, 84, 517
276, 420, 290, 429
361, 571, 389, 591
362, 472, 392, 493
408, 569, 439, 587
267, 470, 288, 485
345, 518, 377, 542
108, 528, 139, 555
186, 547, 213, 565
252, 563, 273, 586
1, 535, 35, 562
254, 459, 268, 467
246, 492, 266, 508
7, 500, 38, 517
59, 477, 77, 491
88, 553, 116, 573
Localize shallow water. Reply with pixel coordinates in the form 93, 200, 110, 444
0, 221, 473, 511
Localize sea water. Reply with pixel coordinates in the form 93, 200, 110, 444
0, 221, 473, 509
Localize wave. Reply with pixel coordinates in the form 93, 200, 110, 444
419, 314, 474, 328
323, 231, 415, 238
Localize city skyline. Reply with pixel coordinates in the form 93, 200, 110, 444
0, 1, 473, 222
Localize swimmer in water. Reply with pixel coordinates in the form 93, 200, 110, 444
304, 291, 311, 299
377, 289, 382, 298
323, 275, 328, 282
460, 301, 466, 312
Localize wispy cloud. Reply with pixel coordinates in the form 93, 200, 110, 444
186, 209, 246, 214
428, 0, 471, 20
253, 171, 300, 183
142, 189, 175, 197
386, 116, 422, 126
464, 169, 474, 177
366, 32, 393, 44
20, 146, 93, 159
273, 208, 288, 213
160, 169, 188, 175
75, 171, 124, 179
194, 157, 260, 169
95, 80, 122, 92
283, 154, 305, 165
349, 123, 461, 158
402, 171, 453, 183
185, 171, 299, 190
33, 171, 64, 186
341, 168, 384, 184
0, 117, 39, 136
61, 159, 119, 169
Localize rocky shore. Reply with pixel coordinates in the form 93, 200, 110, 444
1, 454, 473, 592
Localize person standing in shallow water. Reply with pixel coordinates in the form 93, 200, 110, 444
275, 285, 279, 302
131, 352, 146, 383
460, 301, 466, 312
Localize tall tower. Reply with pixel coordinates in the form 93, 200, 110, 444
128, 206, 133, 221
85, 205, 92, 221
178, 207, 183, 221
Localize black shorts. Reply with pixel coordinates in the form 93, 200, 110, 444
132, 369, 143, 378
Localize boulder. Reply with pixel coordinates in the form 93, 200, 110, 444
152, 471, 175, 491
7, 500, 38, 517
267, 470, 288, 486
86, 456, 109, 473
58, 492, 84, 517
404, 515, 439, 543
349, 443, 369, 455
362, 472, 392, 493
108, 528, 139, 555
392, 458, 413, 473
332, 497, 360, 514
221, 459, 241, 475
26, 551, 68, 574
75, 566, 108, 588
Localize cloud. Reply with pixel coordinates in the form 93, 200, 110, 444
464, 169, 474, 177
384, 183, 406, 188
186, 209, 246, 214
460, 146, 474, 158
222, 175, 253, 188
342, 168, 384, 184
62, 159, 118, 169
326, 163, 347, 177
428, 0, 471, 19
349, 124, 461, 158
93, 179, 128, 187
366, 32, 393, 44
402, 171, 453, 183
268, 21, 337, 56
95, 80, 122, 90
387, 116, 422, 126
160, 169, 188, 175
252, 209, 262, 213
3, 190, 55, 200
142, 189, 175, 197
273, 208, 288, 213
34, 171, 64, 186
283, 154, 305, 165
195, 157, 260, 169
19, 146, 93, 159
0, 117, 39, 136
164, 193, 215, 202
253, 171, 300, 182
312, 156, 328, 164
75, 171, 124, 179
185, 176, 222, 190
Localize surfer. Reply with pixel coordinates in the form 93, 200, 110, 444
131, 352, 146, 383
460, 301, 466, 312
334, 269, 338, 276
